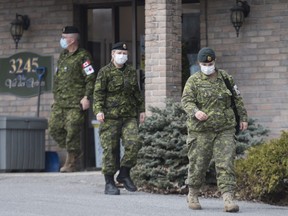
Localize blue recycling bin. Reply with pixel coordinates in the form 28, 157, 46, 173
45, 151, 60, 172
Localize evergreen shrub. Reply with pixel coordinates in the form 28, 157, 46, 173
235, 118, 270, 156
235, 131, 288, 205
132, 101, 188, 194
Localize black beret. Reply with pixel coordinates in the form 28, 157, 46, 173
62, 26, 79, 34
197, 47, 216, 63
112, 42, 127, 51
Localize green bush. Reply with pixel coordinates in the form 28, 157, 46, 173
132, 101, 188, 194
235, 131, 288, 205
132, 101, 269, 195
235, 118, 270, 156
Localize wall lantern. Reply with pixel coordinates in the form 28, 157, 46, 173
230, 0, 250, 37
10, 14, 30, 49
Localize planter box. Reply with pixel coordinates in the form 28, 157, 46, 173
0, 116, 48, 172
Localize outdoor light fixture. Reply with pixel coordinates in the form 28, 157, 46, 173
10, 14, 30, 49
230, 0, 250, 37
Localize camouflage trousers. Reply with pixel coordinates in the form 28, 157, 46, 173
99, 118, 141, 175
186, 128, 237, 194
48, 104, 84, 155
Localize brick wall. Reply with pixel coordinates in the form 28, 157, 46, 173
0, 0, 74, 150
199, 0, 288, 138
0, 0, 287, 146
145, 0, 182, 111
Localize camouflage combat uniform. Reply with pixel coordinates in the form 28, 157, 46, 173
93, 62, 145, 175
181, 69, 248, 194
49, 48, 96, 155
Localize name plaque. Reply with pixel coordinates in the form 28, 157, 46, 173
0, 52, 53, 97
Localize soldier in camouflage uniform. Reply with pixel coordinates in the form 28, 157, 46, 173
49, 26, 96, 173
93, 42, 145, 195
181, 47, 248, 212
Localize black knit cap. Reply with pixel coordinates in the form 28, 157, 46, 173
112, 42, 127, 51
197, 47, 216, 63
62, 26, 79, 34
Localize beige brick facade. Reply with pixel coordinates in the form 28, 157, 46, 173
0, 0, 74, 150
145, 0, 182, 111
199, 0, 288, 137
0, 0, 287, 153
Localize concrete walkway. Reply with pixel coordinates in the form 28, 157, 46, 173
0, 171, 287, 216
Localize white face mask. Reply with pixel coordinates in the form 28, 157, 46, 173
200, 64, 215, 75
60, 38, 68, 49
114, 54, 128, 65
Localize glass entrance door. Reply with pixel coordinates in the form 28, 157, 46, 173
86, 3, 145, 72
87, 8, 113, 72
75, 1, 145, 169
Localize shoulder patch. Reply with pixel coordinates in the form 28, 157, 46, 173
82, 60, 91, 68
82, 60, 95, 75
233, 85, 241, 95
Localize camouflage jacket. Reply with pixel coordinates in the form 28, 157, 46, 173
181, 69, 248, 132
53, 48, 96, 108
93, 62, 145, 119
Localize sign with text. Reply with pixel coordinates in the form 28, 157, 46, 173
0, 52, 53, 97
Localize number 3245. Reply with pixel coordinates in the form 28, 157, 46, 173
9, 57, 39, 74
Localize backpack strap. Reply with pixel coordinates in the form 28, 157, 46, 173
219, 71, 241, 134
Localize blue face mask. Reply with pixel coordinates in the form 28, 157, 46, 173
60, 38, 68, 49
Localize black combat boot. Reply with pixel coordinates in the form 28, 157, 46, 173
116, 167, 137, 192
104, 175, 120, 195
